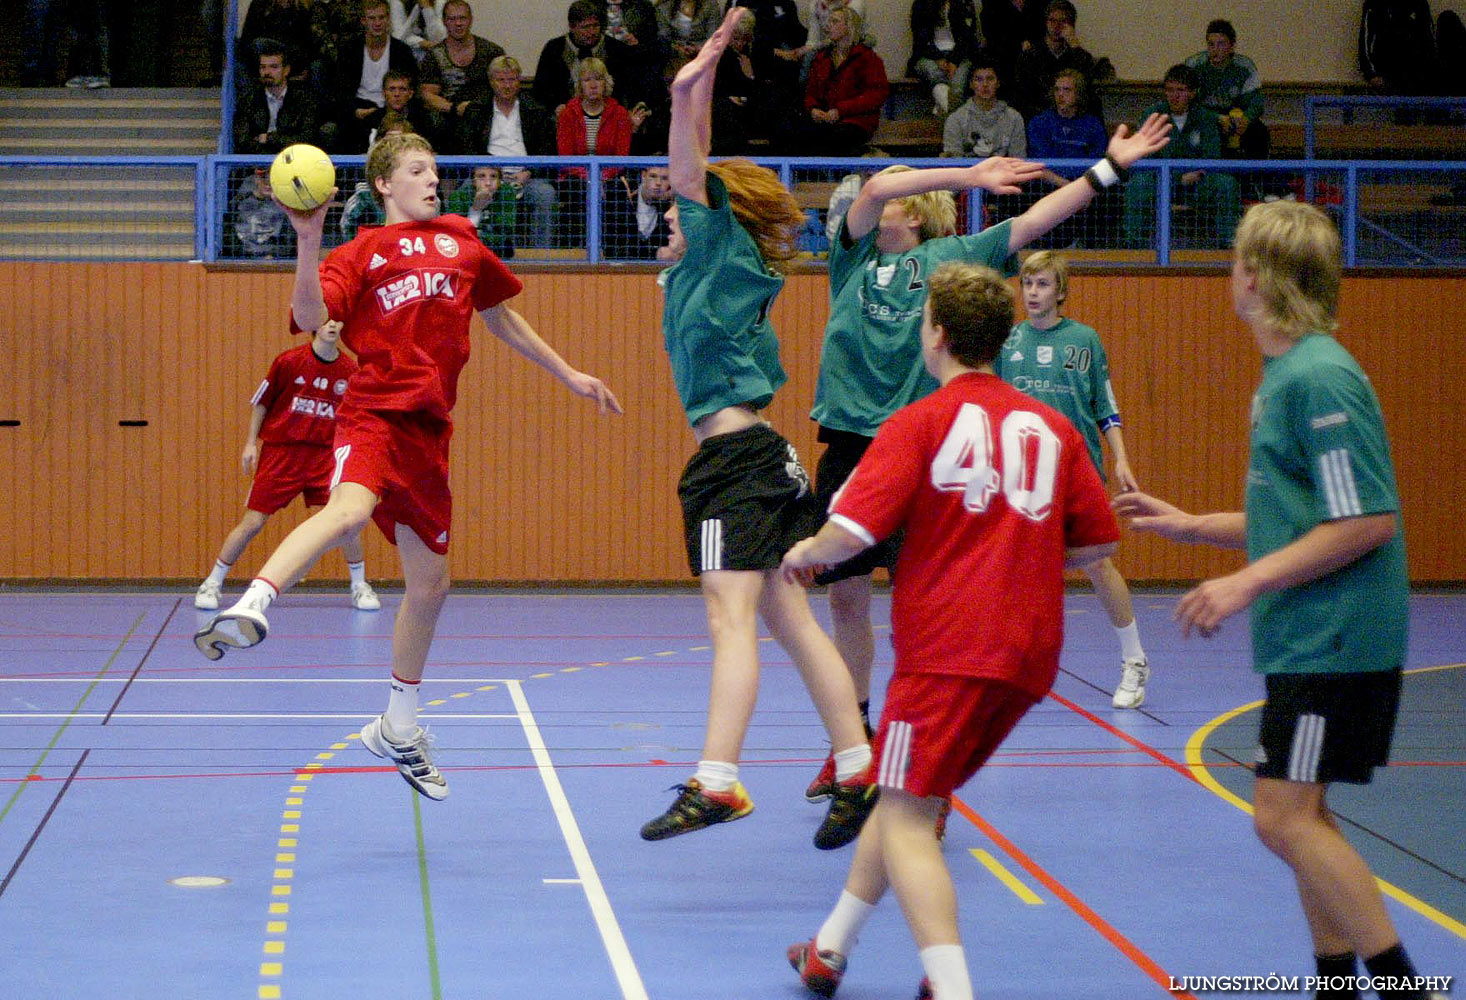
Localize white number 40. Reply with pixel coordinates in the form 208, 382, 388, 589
930, 403, 1060, 521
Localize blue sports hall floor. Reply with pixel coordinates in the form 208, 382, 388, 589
0, 587, 1461, 999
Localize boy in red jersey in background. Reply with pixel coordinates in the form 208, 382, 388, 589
782, 262, 1119, 1000
195, 132, 622, 801
194, 319, 380, 613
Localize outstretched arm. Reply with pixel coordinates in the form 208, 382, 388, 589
276, 190, 338, 334
668, 7, 747, 206
479, 303, 624, 415
1112, 491, 1246, 549
1008, 112, 1171, 251
844, 156, 1045, 241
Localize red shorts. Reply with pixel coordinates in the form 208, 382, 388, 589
246, 443, 334, 514
875, 674, 1039, 799
331, 406, 453, 554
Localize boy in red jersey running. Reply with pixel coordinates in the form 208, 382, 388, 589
194, 320, 380, 613
782, 262, 1119, 1000
195, 133, 622, 801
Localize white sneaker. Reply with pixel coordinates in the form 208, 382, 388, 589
193, 603, 269, 661
360, 715, 448, 800
1112, 657, 1150, 709
64, 76, 87, 88
350, 581, 380, 611
194, 580, 221, 610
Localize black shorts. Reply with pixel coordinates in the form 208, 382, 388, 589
812, 427, 903, 585
1255, 668, 1403, 785
678, 424, 820, 575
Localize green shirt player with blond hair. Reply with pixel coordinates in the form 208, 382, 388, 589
996, 249, 1152, 708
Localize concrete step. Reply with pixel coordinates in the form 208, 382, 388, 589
0, 202, 194, 221
0, 87, 221, 107
0, 135, 216, 154
0, 123, 219, 142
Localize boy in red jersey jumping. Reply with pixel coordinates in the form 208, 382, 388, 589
782, 262, 1119, 1000
195, 133, 622, 801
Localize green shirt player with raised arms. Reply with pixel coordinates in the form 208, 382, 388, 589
802, 112, 1173, 804
641, 8, 922, 851
996, 250, 1153, 709
1117, 201, 1442, 1000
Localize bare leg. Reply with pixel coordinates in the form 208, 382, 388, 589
254, 482, 377, 590
215, 509, 269, 566
389, 524, 450, 684
1253, 777, 1402, 959
879, 789, 957, 947
698, 569, 765, 763
338, 531, 366, 565
761, 570, 867, 753
828, 574, 875, 703
1085, 557, 1135, 628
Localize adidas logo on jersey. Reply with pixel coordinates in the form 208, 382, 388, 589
1009, 351, 1023, 362
436, 531, 448, 545
369, 253, 388, 269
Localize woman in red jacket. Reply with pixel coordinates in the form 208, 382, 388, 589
795, 7, 889, 154
556, 57, 651, 248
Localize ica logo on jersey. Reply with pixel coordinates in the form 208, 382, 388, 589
374, 270, 458, 313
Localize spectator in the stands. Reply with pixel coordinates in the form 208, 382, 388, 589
943, 57, 1026, 157
786, 6, 888, 155
1185, 19, 1269, 159
20, 0, 65, 86
1026, 67, 1111, 244
1122, 63, 1240, 249
980, 0, 1045, 92
1012, 0, 1098, 120
1359, 0, 1439, 97
444, 164, 517, 259
711, 9, 772, 152
603, 165, 675, 260
471, 55, 560, 249
308, 0, 364, 98
319, 0, 418, 153
604, 0, 667, 94
656, 0, 723, 76
234, 40, 322, 154
557, 57, 648, 245
357, 70, 432, 150
239, 0, 314, 84
59, 0, 119, 89
228, 169, 295, 259
729, 0, 807, 93
534, 1, 649, 119
390, 0, 447, 56
908, 0, 981, 117
417, 0, 504, 152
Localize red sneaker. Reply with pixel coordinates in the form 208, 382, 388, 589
787, 937, 847, 997
916, 977, 932, 999
814, 765, 879, 850
805, 752, 837, 802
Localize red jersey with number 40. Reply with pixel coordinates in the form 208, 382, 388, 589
253, 343, 358, 446
830, 371, 1119, 699
295, 214, 523, 419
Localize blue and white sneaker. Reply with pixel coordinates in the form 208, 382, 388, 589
193, 604, 268, 660
360, 715, 448, 800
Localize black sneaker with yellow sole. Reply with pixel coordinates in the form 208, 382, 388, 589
640, 778, 754, 841
813, 770, 878, 850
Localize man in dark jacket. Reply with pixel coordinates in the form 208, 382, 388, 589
469, 55, 559, 249
533, 0, 650, 116
319, 0, 418, 153
234, 40, 321, 153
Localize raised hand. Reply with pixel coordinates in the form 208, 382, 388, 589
968, 156, 1045, 194
1107, 113, 1172, 169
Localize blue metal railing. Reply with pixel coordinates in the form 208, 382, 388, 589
1302, 95, 1466, 159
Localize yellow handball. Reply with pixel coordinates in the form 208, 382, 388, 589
269, 144, 336, 211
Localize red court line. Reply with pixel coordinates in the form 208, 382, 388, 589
952, 796, 1200, 1000
1045, 690, 1202, 785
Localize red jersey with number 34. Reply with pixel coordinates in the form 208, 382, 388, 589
829, 371, 1119, 698
294, 214, 523, 419
252, 343, 358, 446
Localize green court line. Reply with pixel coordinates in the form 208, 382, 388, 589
0, 611, 144, 828
413, 792, 443, 1000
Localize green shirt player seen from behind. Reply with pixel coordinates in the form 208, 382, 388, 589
1116, 201, 1434, 1000
996, 250, 1151, 708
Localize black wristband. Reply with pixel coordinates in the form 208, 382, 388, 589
1104, 153, 1131, 182
1083, 168, 1104, 192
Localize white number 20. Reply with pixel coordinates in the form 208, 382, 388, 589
929, 403, 1060, 521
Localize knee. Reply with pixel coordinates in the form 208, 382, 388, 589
321, 496, 373, 537
405, 562, 451, 608
1252, 803, 1304, 862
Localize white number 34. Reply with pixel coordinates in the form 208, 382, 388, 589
930, 403, 1060, 521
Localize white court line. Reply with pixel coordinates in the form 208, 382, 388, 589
504, 678, 648, 1000
0, 712, 520, 720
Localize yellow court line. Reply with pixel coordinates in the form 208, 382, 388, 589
1185, 663, 1466, 941
970, 848, 1044, 905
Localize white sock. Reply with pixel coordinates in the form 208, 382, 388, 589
1115, 620, 1145, 662
205, 560, 231, 587
833, 743, 872, 783
919, 944, 974, 1000
238, 578, 278, 613
816, 890, 876, 957
386, 674, 420, 735
693, 760, 738, 792
347, 560, 366, 587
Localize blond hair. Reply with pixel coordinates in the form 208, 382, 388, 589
1019, 250, 1069, 303
874, 165, 956, 241
367, 132, 434, 207
707, 159, 805, 271
1233, 200, 1340, 339
927, 262, 1015, 368
489, 54, 522, 76
574, 56, 614, 97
